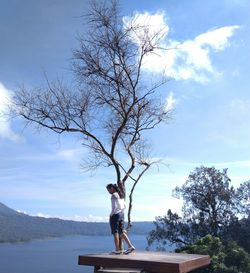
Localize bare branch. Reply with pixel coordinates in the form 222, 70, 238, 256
10, 0, 172, 226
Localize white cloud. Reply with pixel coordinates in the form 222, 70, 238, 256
133, 195, 183, 220
123, 11, 169, 47
33, 212, 108, 222
0, 82, 20, 141
171, 25, 240, 82
56, 148, 84, 161
194, 26, 239, 51
67, 214, 109, 222
165, 91, 176, 111
124, 12, 240, 83
17, 210, 28, 215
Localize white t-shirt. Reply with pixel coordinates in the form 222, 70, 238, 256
110, 192, 125, 216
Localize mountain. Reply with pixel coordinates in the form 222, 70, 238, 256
0, 202, 154, 243
0, 202, 19, 215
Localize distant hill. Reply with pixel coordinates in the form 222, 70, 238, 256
0, 202, 154, 243
0, 202, 19, 215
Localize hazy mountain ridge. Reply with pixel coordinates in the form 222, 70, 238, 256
0, 202, 153, 243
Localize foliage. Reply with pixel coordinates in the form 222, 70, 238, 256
236, 180, 250, 216
177, 235, 250, 273
173, 166, 237, 236
147, 209, 200, 249
148, 166, 250, 252
226, 216, 250, 253
10, 0, 171, 226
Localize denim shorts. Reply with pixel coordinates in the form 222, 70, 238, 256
109, 212, 124, 235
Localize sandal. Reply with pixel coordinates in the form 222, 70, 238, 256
124, 246, 135, 255
110, 250, 122, 255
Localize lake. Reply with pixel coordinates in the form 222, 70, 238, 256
0, 235, 149, 273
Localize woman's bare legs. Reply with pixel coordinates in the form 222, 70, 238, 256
113, 233, 120, 251
120, 232, 134, 249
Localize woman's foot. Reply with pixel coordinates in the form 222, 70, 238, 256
110, 250, 122, 255
124, 246, 135, 255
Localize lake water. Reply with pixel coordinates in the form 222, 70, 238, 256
0, 235, 148, 273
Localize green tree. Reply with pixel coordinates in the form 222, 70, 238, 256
148, 166, 248, 249
147, 209, 201, 249
226, 180, 250, 252
174, 166, 237, 236
227, 216, 250, 253
177, 235, 250, 273
236, 180, 250, 216
10, 0, 171, 227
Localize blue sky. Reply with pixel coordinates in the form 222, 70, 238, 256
0, 0, 249, 222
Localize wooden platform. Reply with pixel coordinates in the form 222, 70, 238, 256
95, 268, 141, 273
78, 251, 210, 273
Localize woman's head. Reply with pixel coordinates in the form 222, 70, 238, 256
106, 183, 124, 198
106, 183, 118, 194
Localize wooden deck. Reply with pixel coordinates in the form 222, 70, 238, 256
78, 251, 210, 273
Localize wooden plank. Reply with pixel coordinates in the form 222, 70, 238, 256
78, 251, 210, 273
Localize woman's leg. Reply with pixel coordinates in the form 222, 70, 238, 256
119, 235, 124, 251
113, 233, 120, 251
120, 231, 134, 248
110, 214, 122, 253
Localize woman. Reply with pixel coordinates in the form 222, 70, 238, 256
106, 183, 135, 255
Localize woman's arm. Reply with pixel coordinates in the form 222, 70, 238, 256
118, 180, 125, 199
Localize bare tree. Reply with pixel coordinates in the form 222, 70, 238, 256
11, 0, 171, 228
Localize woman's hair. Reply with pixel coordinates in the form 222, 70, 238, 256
106, 183, 123, 198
